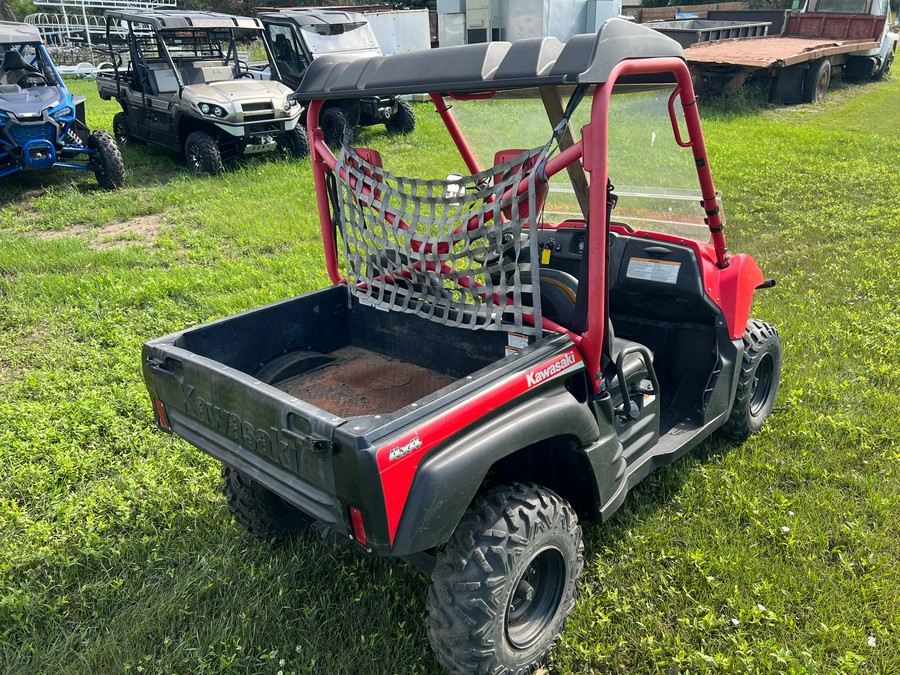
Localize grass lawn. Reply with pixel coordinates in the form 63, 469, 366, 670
1, 74, 899, 674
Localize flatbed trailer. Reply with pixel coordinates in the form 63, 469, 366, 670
685, 4, 896, 103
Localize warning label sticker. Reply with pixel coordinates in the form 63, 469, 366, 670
626, 257, 681, 285
507, 332, 529, 349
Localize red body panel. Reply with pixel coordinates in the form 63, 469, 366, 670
375, 348, 584, 544
609, 225, 763, 340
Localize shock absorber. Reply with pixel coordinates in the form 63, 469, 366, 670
65, 129, 84, 147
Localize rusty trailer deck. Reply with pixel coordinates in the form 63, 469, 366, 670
275, 346, 457, 418
684, 35, 880, 69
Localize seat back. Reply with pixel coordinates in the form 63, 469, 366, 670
147, 64, 178, 94
493, 149, 549, 222
0, 49, 27, 72
537, 268, 578, 327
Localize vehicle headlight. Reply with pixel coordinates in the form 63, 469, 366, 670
50, 106, 74, 122
199, 103, 227, 118
282, 99, 291, 112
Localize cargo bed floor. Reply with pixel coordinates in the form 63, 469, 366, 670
275, 346, 456, 418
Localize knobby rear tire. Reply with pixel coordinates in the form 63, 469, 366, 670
321, 107, 350, 148
112, 112, 131, 146
426, 482, 583, 675
221, 465, 311, 539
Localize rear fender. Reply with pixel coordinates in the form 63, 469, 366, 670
389, 384, 599, 556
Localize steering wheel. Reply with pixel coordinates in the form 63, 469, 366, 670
17, 72, 48, 88
237, 60, 254, 79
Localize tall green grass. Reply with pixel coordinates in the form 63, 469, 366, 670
1, 76, 899, 673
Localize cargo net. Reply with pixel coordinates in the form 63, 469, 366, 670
335, 144, 548, 335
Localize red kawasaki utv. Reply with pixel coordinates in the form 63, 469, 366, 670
143, 19, 781, 674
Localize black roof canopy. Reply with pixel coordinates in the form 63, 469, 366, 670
257, 9, 367, 27
103, 9, 263, 31
295, 19, 684, 99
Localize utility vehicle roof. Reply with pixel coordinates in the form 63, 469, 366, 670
295, 19, 683, 99
0, 21, 43, 44
103, 10, 263, 32
257, 9, 367, 27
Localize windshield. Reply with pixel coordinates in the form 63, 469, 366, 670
299, 22, 380, 55
605, 89, 715, 242
805, 0, 878, 14
451, 88, 715, 242
0, 44, 60, 87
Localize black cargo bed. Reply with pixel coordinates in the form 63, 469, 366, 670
274, 345, 456, 417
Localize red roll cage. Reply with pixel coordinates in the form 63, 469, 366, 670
305, 57, 731, 394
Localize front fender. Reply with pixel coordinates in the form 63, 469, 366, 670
716, 253, 764, 340
389, 385, 599, 556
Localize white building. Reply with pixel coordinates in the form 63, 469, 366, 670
437, 0, 621, 46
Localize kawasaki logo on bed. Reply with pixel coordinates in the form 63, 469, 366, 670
180, 383, 306, 472
526, 351, 578, 388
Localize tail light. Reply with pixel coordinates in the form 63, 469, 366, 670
153, 398, 170, 430
349, 506, 367, 546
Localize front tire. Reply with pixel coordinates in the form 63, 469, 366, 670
720, 319, 782, 441
222, 465, 311, 539
184, 130, 223, 175
386, 99, 416, 135
278, 126, 309, 158
88, 130, 125, 190
427, 483, 583, 675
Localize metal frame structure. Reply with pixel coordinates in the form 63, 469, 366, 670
26, 0, 175, 47
302, 20, 749, 391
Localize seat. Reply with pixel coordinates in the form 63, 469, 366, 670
536, 267, 652, 402
493, 149, 549, 222
147, 64, 178, 94
273, 34, 303, 76
0, 50, 40, 86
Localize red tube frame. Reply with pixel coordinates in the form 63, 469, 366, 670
579, 57, 727, 391
307, 57, 728, 392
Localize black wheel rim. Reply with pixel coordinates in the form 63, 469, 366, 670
750, 353, 774, 417
505, 545, 566, 649
186, 145, 202, 172
114, 119, 127, 145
